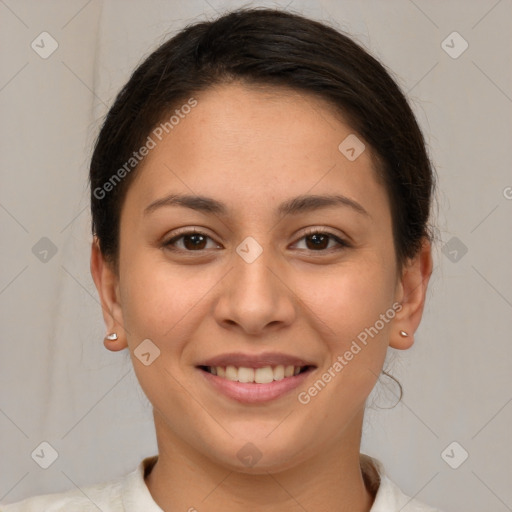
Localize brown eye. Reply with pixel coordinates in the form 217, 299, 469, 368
294, 230, 350, 252
163, 228, 349, 254
164, 230, 219, 252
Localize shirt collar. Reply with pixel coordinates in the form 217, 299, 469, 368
121, 455, 162, 512
121, 453, 422, 512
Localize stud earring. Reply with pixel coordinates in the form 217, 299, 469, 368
105, 333, 118, 341
399, 330, 408, 337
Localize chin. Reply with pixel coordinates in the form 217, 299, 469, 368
204, 435, 314, 475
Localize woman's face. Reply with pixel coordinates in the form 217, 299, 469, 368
94, 82, 425, 472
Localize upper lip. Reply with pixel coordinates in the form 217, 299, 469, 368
197, 352, 316, 369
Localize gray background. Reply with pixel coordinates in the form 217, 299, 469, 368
1, 1, 511, 510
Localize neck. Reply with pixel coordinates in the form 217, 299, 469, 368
145, 410, 377, 512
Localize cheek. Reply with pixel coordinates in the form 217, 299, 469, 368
303, 256, 396, 337
296, 252, 396, 399
119, 253, 217, 346
296, 271, 392, 428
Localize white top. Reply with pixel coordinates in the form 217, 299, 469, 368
1, 454, 442, 511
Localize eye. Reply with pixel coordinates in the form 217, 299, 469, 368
163, 228, 220, 252
163, 227, 350, 253
293, 228, 350, 252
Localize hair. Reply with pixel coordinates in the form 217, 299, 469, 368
89, 6, 436, 280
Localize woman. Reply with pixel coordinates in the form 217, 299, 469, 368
2, 6, 440, 511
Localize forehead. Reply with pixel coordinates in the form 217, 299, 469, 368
123, 82, 389, 223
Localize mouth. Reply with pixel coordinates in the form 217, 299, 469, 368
197, 364, 314, 384
195, 353, 317, 403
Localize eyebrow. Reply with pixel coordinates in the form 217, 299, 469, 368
143, 193, 370, 219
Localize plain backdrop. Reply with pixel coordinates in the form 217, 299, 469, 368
1, 1, 511, 511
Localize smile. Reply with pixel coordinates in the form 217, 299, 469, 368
199, 365, 312, 384
196, 365, 316, 403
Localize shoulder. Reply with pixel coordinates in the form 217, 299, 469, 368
373, 475, 442, 512
361, 454, 443, 512
0, 456, 160, 512
0, 478, 123, 512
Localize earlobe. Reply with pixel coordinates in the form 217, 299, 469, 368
390, 238, 433, 350
390, 328, 414, 350
103, 332, 126, 352
90, 237, 128, 351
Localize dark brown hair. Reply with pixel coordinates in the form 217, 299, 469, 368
89, 6, 436, 277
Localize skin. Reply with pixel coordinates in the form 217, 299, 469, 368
91, 82, 432, 512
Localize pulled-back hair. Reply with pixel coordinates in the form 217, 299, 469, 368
89, 7, 436, 277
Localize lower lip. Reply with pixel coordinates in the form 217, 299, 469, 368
197, 367, 314, 403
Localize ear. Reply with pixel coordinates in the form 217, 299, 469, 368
90, 236, 128, 352
390, 238, 433, 350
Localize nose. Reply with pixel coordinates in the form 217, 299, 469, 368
213, 239, 297, 337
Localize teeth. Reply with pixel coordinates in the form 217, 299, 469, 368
238, 367, 254, 383
225, 365, 238, 381
207, 365, 306, 383
255, 367, 274, 384
273, 365, 285, 380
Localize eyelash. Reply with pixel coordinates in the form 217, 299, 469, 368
163, 227, 350, 254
